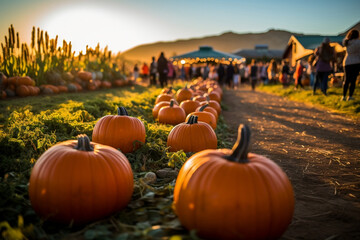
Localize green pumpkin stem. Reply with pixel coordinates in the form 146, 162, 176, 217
75, 134, 94, 151
117, 107, 129, 116
186, 115, 198, 124
205, 94, 210, 102
199, 104, 208, 112
166, 86, 173, 94
225, 124, 251, 163
170, 99, 175, 107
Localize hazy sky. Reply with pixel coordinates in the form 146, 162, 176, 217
0, 0, 359, 53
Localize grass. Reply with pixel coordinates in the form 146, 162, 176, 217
258, 84, 360, 119
0, 83, 232, 240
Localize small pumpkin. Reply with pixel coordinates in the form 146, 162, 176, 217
152, 100, 178, 120
155, 92, 174, 104
167, 115, 217, 152
176, 85, 193, 103
92, 107, 146, 153
16, 85, 30, 97
195, 104, 218, 122
173, 124, 294, 240
187, 104, 217, 130
200, 96, 221, 115
158, 100, 186, 126
29, 134, 133, 225
179, 98, 201, 115
77, 71, 92, 81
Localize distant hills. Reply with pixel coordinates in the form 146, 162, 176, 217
121, 21, 360, 63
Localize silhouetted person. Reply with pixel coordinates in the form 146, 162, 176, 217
342, 29, 360, 101
217, 63, 225, 86
226, 62, 234, 88
150, 56, 157, 85
157, 52, 168, 87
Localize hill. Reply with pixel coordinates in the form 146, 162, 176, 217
120, 29, 300, 62
121, 21, 360, 63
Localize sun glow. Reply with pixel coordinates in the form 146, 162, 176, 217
36, 4, 163, 53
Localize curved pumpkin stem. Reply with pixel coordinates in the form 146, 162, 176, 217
199, 104, 208, 112
186, 115, 198, 124
167, 86, 173, 94
117, 107, 129, 116
205, 94, 210, 102
225, 124, 251, 163
75, 134, 94, 151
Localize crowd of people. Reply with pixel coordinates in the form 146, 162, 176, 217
132, 29, 360, 100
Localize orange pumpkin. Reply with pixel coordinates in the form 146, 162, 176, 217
92, 107, 146, 153
173, 124, 295, 240
77, 71, 92, 81
187, 104, 217, 130
195, 104, 218, 122
16, 85, 30, 97
57, 85, 68, 93
155, 92, 174, 104
200, 98, 221, 115
29, 134, 133, 225
176, 85, 193, 103
193, 95, 206, 102
152, 100, 178, 120
207, 91, 221, 103
161, 86, 176, 96
179, 98, 201, 115
167, 115, 217, 152
158, 100, 186, 126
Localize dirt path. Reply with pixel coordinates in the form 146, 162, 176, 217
222, 87, 360, 240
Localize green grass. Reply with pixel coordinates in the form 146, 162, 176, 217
0, 84, 232, 240
258, 84, 360, 119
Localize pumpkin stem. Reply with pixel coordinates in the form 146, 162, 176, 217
199, 104, 208, 112
225, 124, 251, 163
75, 134, 94, 151
205, 94, 210, 102
186, 115, 198, 124
166, 86, 172, 94
117, 107, 129, 116
170, 99, 175, 107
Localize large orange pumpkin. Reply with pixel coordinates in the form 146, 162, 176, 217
158, 100, 186, 126
167, 115, 217, 152
92, 107, 146, 153
15, 85, 30, 97
152, 100, 178, 120
173, 124, 294, 240
29, 134, 134, 225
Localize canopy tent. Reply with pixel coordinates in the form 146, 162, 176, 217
170, 46, 245, 64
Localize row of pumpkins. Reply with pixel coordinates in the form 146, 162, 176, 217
0, 71, 130, 99
28, 79, 294, 240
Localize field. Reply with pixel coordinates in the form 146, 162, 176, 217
0, 83, 234, 240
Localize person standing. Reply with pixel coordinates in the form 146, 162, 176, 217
294, 59, 305, 89
133, 64, 139, 81
313, 37, 336, 96
342, 29, 360, 101
233, 63, 240, 89
141, 62, 149, 83
157, 52, 168, 88
249, 59, 258, 91
149, 57, 157, 86
217, 63, 225, 86
226, 61, 234, 88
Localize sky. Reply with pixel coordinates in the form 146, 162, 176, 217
0, 0, 359, 54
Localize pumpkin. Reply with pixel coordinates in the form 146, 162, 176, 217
101, 81, 112, 88
176, 85, 193, 103
200, 97, 221, 115
16, 85, 30, 97
152, 100, 178, 120
29, 134, 133, 225
161, 86, 176, 96
92, 107, 146, 153
113, 79, 126, 87
57, 85, 68, 93
193, 95, 206, 102
173, 124, 294, 240
77, 71, 92, 81
195, 104, 218, 122
179, 98, 201, 115
207, 91, 221, 103
158, 100, 186, 126
187, 104, 217, 130
67, 83, 78, 92
167, 115, 217, 152
5, 89, 15, 97
155, 91, 174, 104
1, 90, 6, 99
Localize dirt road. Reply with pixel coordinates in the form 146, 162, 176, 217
222, 87, 360, 240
